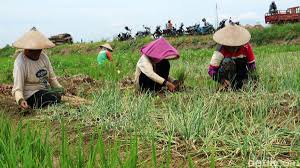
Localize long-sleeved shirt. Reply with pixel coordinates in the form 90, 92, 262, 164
134, 55, 174, 87
97, 50, 112, 64
208, 43, 256, 78
12, 52, 62, 103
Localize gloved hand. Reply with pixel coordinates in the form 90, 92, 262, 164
249, 70, 259, 81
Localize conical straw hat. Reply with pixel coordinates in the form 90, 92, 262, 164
100, 43, 113, 51
13, 27, 55, 49
213, 24, 251, 46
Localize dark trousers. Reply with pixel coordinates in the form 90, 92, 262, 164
139, 60, 170, 91
215, 58, 249, 89
26, 90, 61, 109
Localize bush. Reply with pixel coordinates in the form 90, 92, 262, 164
0, 45, 15, 57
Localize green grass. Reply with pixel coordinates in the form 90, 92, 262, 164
1, 44, 300, 84
0, 115, 144, 167
0, 36, 300, 166
0, 57, 14, 83
251, 23, 300, 45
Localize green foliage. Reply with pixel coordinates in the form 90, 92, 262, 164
0, 57, 14, 84
0, 116, 141, 167
0, 117, 53, 167
250, 23, 300, 45
0, 45, 15, 57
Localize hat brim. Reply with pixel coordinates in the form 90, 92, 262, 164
213, 25, 251, 46
100, 44, 113, 51
13, 28, 55, 49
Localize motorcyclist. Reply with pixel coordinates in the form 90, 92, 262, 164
125, 26, 131, 33
118, 26, 132, 41
200, 18, 215, 34
202, 18, 210, 27
153, 26, 163, 38
166, 20, 174, 30
217, 19, 227, 30
177, 23, 185, 35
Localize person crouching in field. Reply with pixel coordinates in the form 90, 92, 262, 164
97, 43, 113, 64
208, 24, 258, 90
135, 38, 180, 92
12, 27, 64, 109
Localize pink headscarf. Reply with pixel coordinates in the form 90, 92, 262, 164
141, 38, 179, 63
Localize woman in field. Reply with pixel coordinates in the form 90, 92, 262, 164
208, 24, 257, 90
97, 43, 113, 64
12, 27, 64, 109
135, 38, 180, 92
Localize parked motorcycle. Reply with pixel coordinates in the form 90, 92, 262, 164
200, 23, 215, 35
186, 23, 215, 35
186, 24, 200, 35
162, 26, 177, 37
153, 26, 163, 39
229, 18, 240, 25
176, 23, 185, 36
117, 26, 133, 41
135, 25, 151, 38
217, 19, 227, 30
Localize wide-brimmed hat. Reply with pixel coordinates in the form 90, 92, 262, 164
213, 24, 251, 46
13, 27, 55, 49
100, 43, 113, 51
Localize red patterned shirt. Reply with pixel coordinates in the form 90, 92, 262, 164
208, 43, 256, 78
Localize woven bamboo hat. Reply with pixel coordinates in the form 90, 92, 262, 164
13, 27, 55, 49
213, 24, 251, 46
100, 43, 113, 51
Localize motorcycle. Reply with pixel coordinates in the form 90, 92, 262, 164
117, 26, 133, 41
229, 18, 240, 25
162, 26, 177, 37
176, 23, 185, 36
199, 23, 215, 35
186, 23, 215, 35
217, 19, 227, 30
153, 26, 163, 39
186, 24, 200, 35
135, 25, 151, 38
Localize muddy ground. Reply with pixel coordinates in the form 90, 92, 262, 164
0, 75, 100, 115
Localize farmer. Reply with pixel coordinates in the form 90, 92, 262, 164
208, 24, 257, 90
269, 1, 278, 14
135, 38, 179, 92
97, 43, 113, 64
12, 27, 64, 109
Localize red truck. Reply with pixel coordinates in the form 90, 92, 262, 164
265, 6, 300, 24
